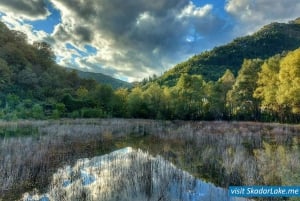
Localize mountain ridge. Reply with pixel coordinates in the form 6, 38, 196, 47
66, 68, 132, 89
156, 18, 300, 86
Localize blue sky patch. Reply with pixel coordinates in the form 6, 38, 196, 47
24, 1, 61, 33
85, 45, 97, 55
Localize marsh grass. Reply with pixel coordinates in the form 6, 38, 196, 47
0, 119, 299, 200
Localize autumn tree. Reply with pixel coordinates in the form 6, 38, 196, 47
253, 54, 282, 121
277, 48, 300, 116
227, 59, 263, 120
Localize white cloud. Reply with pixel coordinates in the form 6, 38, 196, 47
136, 12, 155, 26
178, 2, 213, 18
1, 15, 48, 43
225, 0, 300, 33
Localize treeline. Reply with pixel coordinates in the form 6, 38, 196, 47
126, 49, 300, 122
0, 21, 299, 122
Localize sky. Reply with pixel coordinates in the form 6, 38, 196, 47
0, 0, 299, 82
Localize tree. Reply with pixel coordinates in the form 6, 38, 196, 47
17, 67, 39, 89
6, 93, 20, 110
65, 70, 81, 88
31, 104, 44, 119
76, 86, 89, 99
173, 74, 206, 119
33, 41, 55, 66
208, 69, 235, 119
226, 59, 263, 120
1, 42, 28, 68
142, 83, 165, 119
127, 87, 148, 118
277, 48, 300, 115
0, 58, 11, 90
11, 30, 27, 44
254, 54, 281, 120
92, 84, 114, 112
111, 88, 129, 117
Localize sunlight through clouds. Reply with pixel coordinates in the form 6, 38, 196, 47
0, 0, 299, 81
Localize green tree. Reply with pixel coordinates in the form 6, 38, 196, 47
6, 94, 20, 110
31, 104, 44, 119
76, 86, 89, 98
92, 84, 114, 113
173, 74, 206, 119
53, 103, 66, 118
208, 69, 235, 119
254, 54, 282, 120
127, 87, 148, 118
33, 41, 55, 68
142, 83, 165, 119
17, 67, 39, 89
227, 59, 263, 120
0, 58, 11, 90
111, 88, 128, 117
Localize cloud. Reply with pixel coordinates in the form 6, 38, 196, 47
178, 3, 213, 18
225, 0, 300, 33
0, 0, 49, 20
1, 15, 48, 43
0, 0, 299, 82
48, 0, 228, 81
75, 26, 93, 42
0, 0, 231, 81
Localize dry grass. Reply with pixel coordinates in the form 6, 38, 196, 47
0, 119, 299, 201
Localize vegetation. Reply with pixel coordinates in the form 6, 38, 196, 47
1, 13, 300, 201
158, 19, 300, 84
1, 19, 300, 122
68, 68, 133, 89
0, 119, 299, 200
124, 49, 300, 122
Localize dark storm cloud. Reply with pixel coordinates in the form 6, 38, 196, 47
0, 0, 48, 19
75, 26, 93, 42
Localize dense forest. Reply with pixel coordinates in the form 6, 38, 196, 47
0, 19, 300, 122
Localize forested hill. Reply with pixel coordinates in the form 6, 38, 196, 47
0, 21, 98, 102
68, 68, 133, 89
158, 18, 300, 86
1, 19, 300, 122
0, 21, 125, 120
